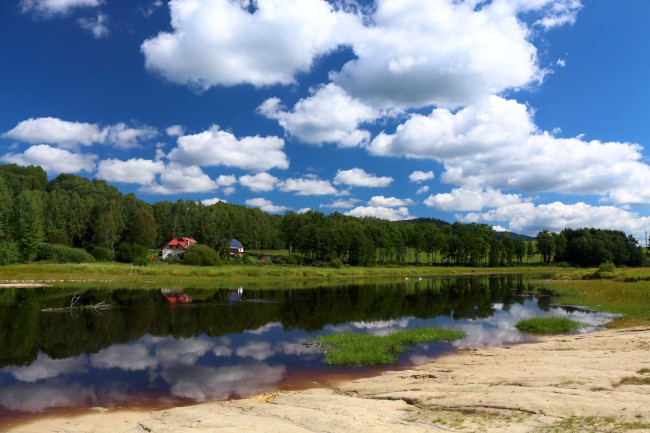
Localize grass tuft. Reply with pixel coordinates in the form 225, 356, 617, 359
515, 317, 585, 334
317, 328, 466, 366
616, 376, 650, 386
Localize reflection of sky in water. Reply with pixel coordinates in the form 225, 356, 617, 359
0, 298, 617, 414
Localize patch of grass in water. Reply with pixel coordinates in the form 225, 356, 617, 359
515, 317, 585, 334
317, 328, 466, 366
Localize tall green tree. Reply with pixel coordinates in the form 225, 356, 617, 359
128, 208, 158, 248
14, 191, 44, 262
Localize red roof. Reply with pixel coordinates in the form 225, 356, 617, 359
166, 237, 197, 250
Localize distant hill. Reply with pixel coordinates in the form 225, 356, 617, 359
493, 231, 536, 241
403, 218, 535, 241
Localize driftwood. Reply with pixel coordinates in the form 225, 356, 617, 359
41, 293, 111, 314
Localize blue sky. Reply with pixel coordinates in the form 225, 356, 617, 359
1, 0, 650, 239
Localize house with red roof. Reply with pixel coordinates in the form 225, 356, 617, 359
162, 237, 197, 260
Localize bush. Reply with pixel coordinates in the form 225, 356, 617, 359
285, 254, 301, 265
183, 245, 220, 266
91, 246, 114, 262
36, 243, 95, 263
46, 228, 69, 245
329, 258, 343, 268
598, 262, 616, 273
115, 243, 151, 265
242, 254, 255, 265
0, 241, 20, 265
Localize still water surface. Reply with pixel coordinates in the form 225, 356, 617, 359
0, 275, 615, 419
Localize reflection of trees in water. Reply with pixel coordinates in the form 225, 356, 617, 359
0, 275, 542, 368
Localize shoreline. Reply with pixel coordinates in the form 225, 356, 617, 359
6, 326, 650, 433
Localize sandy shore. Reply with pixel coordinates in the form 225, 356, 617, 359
6, 326, 650, 433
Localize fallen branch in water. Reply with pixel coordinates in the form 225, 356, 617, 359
41, 294, 111, 314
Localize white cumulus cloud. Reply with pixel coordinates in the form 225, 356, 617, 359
141, 0, 359, 89
332, 0, 542, 109
333, 168, 393, 188
461, 201, 650, 241
3, 117, 157, 150
96, 158, 165, 185
166, 124, 185, 137
368, 195, 414, 207
424, 187, 526, 212
140, 163, 219, 194
168, 125, 288, 172
345, 206, 412, 221
320, 198, 360, 209
3, 117, 105, 148
245, 198, 287, 214
1, 144, 96, 174
409, 170, 434, 183
259, 84, 377, 147
278, 177, 339, 196
369, 95, 650, 205
239, 172, 279, 192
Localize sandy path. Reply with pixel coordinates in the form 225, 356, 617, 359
5, 326, 650, 433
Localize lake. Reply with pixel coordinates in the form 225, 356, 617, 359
0, 274, 616, 421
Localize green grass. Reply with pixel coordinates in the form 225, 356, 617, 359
0, 262, 567, 290
540, 274, 650, 328
317, 328, 466, 366
535, 416, 650, 433
515, 317, 585, 334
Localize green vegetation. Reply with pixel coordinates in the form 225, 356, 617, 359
317, 328, 466, 366
535, 416, 650, 433
616, 376, 650, 386
0, 262, 564, 289
537, 228, 643, 267
0, 164, 643, 269
515, 317, 585, 334
541, 269, 650, 328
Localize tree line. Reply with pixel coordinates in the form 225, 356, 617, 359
0, 164, 644, 267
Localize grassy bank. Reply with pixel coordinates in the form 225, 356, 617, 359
3, 262, 650, 329
0, 262, 564, 289
515, 317, 585, 333
535, 267, 650, 328
317, 328, 466, 366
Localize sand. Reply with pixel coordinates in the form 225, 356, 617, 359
5, 326, 650, 433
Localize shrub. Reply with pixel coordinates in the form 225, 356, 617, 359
242, 254, 255, 265
285, 254, 301, 265
91, 246, 114, 262
328, 258, 343, 268
46, 228, 69, 245
115, 243, 151, 265
36, 243, 95, 263
0, 241, 20, 265
183, 245, 220, 266
598, 262, 616, 273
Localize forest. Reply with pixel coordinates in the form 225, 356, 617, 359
0, 164, 644, 268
